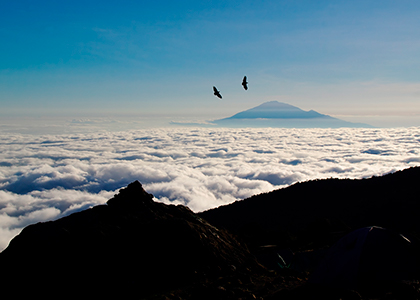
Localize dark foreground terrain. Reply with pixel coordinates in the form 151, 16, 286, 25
2, 167, 420, 299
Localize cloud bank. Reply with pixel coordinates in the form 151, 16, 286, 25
1, 127, 420, 251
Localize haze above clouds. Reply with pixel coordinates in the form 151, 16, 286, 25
1, 127, 420, 251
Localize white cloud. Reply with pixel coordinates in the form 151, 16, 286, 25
0, 189, 113, 251
0, 127, 420, 251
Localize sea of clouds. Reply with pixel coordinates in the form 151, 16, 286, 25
1, 127, 420, 251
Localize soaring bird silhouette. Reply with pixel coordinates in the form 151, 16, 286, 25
213, 86, 222, 99
242, 76, 248, 90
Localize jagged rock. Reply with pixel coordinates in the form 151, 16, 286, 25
0, 181, 264, 298
107, 180, 154, 209
3, 168, 420, 299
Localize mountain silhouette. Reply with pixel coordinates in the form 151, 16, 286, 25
222, 101, 327, 119
2, 167, 420, 299
213, 101, 373, 128
171, 101, 373, 128
200, 166, 420, 250
0, 181, 266, 298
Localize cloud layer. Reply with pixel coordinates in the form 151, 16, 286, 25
1, 127, 420, 251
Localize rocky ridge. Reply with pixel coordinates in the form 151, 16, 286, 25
0, 181, 268, 298
2, 167, 420, 299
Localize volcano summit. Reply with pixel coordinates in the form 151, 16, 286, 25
212, 101, 373, 128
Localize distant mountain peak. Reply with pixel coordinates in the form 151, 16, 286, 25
225, 101, 328, 120
172, 101, 373, 128
212, 101, 373, 128
251, 101, 302, 110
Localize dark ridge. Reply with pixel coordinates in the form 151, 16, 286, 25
199, 167, 420, 250
2, 168, 420, 299
198, 167, 420, 298
0, 181, 265, 298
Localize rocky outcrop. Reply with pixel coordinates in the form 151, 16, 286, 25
0, 181, 264, 298
3, 167, 420, 299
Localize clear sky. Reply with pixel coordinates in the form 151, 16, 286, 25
1, 0, 420, 127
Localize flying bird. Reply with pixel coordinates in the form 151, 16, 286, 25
213, 86, 222, 99
242, 76, 248, 90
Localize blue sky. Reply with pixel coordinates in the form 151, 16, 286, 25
1, 0, 420, 127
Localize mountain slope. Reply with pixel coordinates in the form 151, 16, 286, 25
1, 168, 420, 298
0, 181, 265, 298
213, 101, 373, 128
199, 166, 420, 250
222, 101, 330, 119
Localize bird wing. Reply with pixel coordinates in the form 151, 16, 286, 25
213, 86, 222, 98
242, 76, 248, 90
